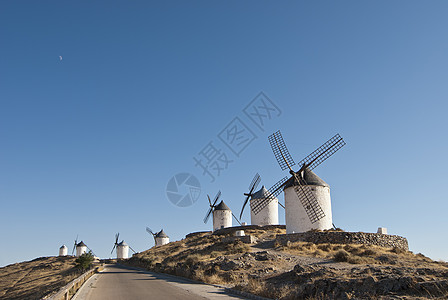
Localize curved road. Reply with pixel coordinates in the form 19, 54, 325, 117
73, 264, 249, 300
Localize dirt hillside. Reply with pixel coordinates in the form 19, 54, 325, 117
0, 256, 78, 300
126, 228, 448, 299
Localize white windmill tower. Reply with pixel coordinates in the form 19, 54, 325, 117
240, 173, 281, 226
203, 191, 241, 231
146, 227, 170, 247
71, 235, 95, 257
76, 241, 87, 256
111, 233, 136, 259
252, 131, 346, 234
59, 245, 68, 256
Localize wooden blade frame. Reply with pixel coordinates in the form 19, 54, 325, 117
269, 131, 295, 171
240, 173, 261, 219
297, 134, 346, 172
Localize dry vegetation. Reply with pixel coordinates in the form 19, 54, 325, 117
0, 256, 79, 300
125, 227, 448, 299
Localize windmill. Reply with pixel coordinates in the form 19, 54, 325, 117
111, 233, 136, 259
252, 130, 346, 233
203, 191, 241, 231
72, 235, 96, 257
240, 173, 285, 226
146, 227, 170, 246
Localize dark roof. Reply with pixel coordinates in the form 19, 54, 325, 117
77, 241, 87, 247
60, 245, 67, 249
251, 186, 276, 200
117, 241, 128, 246
214, 200, 230, 211
156, 229, 169, 238
284, 168, 329, 189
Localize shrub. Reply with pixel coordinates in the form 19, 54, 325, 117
75, 252, 94, 271
333, 250, 350, 262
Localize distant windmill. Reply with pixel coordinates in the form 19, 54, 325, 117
72, 235, 95, 257
240, 173, 284, 226
111, 233, 136, 259
146, 227, 170, 246
252, 130, 346, 233
204, 191, 241, 231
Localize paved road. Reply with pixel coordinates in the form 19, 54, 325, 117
73, 264, 249, 300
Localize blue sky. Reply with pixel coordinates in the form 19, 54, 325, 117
1, 1, 447, 266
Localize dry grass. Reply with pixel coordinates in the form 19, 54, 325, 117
0, 256, 79, 300
278, 240, 435, 266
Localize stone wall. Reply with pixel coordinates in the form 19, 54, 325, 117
275, 231, 409, 251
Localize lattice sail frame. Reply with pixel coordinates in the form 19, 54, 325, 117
269, 131, 296, 171
297, 134, 346, 171
240, 173, 261, 219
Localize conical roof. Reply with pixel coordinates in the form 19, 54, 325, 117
214, 200, 230, 211
77, 241, 87, 247
117, 240, 128, 246
251, 186, 277, 200
60, 245, 67, 249
284, 168, 329, 189
156, 229, 168, 238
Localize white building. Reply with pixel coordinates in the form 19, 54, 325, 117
155, 230, 169, 246
117, 241, 129, 259
76, 241, 88, 257
59, 245, 68, 256
250, 186, 279, 226
213, 200, 232, 231
285, 169, 332, 233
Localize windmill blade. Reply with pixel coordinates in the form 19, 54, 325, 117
203, 207, 213, 223
115, 233, 119, 244
212, 190, 221, 207
248, 173, 261, 192
269, 130, 296, 171
239, 194, 251, 220
207, 195, 212, 206
232, 212, 242, 226
252, 176, 289, 215
297, 134, 346, 172
111, 244, 116, 254
292, 173, 326, 223
240, 173, 261, 219
146, 227, 154, 236
72, 235, 78, 255
129, 245, 137, 253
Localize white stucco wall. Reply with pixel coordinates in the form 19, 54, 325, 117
59, 245, 68, 256
213, 210, 232, 231
117, 245, 129, 259
76, 245, 87, 257
284, 185, 332, 233
155, 237, 169, 246
250, 198, 279, 226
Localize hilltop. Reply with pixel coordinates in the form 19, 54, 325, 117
126, 226, 448, 299
0, 256, 79, 300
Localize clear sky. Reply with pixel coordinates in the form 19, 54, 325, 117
1, 1, 447, 267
